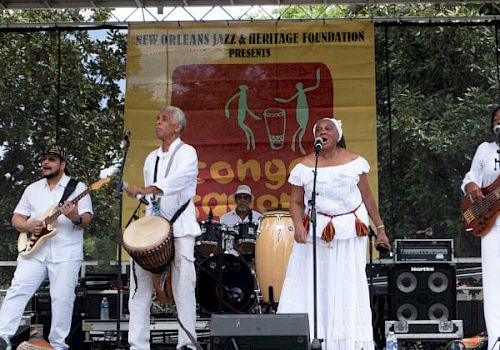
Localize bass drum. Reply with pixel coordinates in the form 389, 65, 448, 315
197, 254, 256, 313
255, 210, 295, 303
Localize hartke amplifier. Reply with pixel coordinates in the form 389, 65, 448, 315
394, 239, 453, 263
388, 263, 456, 321
210, 314, 310, 350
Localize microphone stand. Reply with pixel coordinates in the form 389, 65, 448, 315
309, 145, 322, 350
368, 227, 377, 302
495, 134, 500, 171
113, 132, 131, 350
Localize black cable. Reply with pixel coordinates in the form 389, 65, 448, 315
55, 29, 62, 142
222, 337, 240, 350
495, 24, 500, 100
383, 24, 395, 234
491, 337, 500, 350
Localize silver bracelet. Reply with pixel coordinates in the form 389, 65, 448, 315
376, 224, 385, 229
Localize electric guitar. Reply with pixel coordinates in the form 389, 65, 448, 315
17, 177, 110, 256
461, 175, 500, 237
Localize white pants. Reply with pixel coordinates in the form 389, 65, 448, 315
482, 226, 500, 350
128, 235, 197, 350
0, 256, 81, 350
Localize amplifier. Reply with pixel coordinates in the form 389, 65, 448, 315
394, 239, 453, 263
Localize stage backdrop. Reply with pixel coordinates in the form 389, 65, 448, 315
124, 20, 377, 221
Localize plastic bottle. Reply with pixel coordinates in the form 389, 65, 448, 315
386, 331, 398, 350
100, 296, 110, 320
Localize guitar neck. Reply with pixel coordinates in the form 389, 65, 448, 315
44, 187, 91, 225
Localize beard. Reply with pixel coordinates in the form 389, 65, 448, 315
43, 169, 62, 179
236, 204, 250, 213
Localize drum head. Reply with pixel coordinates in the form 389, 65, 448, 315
123, 216, 171, 250
197, 254, 255, 313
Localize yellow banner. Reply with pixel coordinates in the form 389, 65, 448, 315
124, 21, 377, 222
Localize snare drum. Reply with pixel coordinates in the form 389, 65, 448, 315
234, 222, 258, 255
123, 216, 174, 274
196, 221, 227, 257
255, 210, 295, 303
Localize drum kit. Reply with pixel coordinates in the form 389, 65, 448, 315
122, 209, 297, 315
195, 209, 296, 314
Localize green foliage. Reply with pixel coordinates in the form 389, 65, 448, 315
0, 10, 126, 270
375, 22, 497, 256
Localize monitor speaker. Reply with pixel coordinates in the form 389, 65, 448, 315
210, 313, 310, 350
388, 263, 456, 321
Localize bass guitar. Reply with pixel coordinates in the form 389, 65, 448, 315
17, 177, 110, 256
461, 175, 500, 237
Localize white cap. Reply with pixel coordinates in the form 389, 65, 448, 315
234, 184, 253, 198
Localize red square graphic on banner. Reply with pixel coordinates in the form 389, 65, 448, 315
171, 63, 334, 218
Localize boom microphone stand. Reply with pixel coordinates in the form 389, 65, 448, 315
310, 141, 323, 350
113, 131, 131, 350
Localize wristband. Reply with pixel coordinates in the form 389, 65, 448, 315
376, 224, 385, 229
72, 216, 82, 226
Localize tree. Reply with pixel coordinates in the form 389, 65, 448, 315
0, 10, 126, 282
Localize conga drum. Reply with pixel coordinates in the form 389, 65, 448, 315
255, 210, 295, 303
123, 216, 174, 274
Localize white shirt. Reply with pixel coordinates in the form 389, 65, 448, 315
289, 157, 370, 240
14, 174, 93, 262
220, 209, 261, 228
462, 141, 500, 227
462, 141, 500, 191
144, 138, 201, 237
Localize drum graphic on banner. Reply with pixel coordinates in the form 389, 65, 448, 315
263, 107, 286, 150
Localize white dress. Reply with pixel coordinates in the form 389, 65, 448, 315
278, 157, 374, 350
462, 141, 500, 350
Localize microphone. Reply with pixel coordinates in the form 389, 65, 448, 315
314, 137, 323, 154
208, 208, 214, 222
122, 181, 149, 205
494, 125, 500, 136
121, 131, 131, 149
124, 131, 131, 142
2, 165, 24, 181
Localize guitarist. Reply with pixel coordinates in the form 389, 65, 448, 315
0, 145, 93, 350
462, 107, 500, 350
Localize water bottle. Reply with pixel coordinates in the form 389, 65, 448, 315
100, 296, 109, 320
386, 331, 398, 350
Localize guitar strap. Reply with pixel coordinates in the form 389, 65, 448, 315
59, 178, 79, 206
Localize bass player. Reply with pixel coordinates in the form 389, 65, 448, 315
0, 145, 93, 350
462, 106, 500, 350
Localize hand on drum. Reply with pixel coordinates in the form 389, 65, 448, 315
294, 226, 308, 243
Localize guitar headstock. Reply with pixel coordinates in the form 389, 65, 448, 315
90, 177, 111, 191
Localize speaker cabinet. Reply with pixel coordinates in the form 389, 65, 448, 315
457, 299, 485, 337
210, 314, 310, 350
388, 264, 456, 321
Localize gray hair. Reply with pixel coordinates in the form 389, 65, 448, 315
160, 105, 187, 135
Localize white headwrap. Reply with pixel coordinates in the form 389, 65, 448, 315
313, 117, 343, 141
